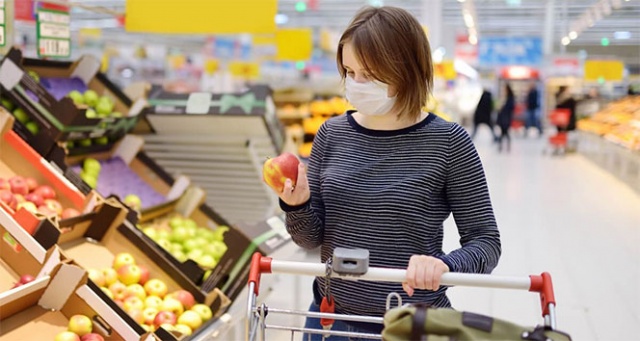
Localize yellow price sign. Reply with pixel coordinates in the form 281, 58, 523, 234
205, 59, 220, 75
276, 28, 313, 61
434, 61, 456, 80
125, 0, 277, 34
584, 60, 624, 81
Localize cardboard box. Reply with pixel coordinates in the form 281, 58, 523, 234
0, 263, 152, 341
47, 134, 190, 213
0, 48, 146, 146
0, 108, 103, 249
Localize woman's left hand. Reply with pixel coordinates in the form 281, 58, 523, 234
403, 255, 450, 297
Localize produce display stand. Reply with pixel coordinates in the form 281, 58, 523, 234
0, 109, 104, 249
0, 48, 146, 152
47, 134, 190, 213
143, 85, 284, 224
577, 131, 640, 193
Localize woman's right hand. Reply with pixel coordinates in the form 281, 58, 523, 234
277, 163, 311, 206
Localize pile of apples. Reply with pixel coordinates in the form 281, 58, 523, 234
88, 252, 213, 336
0, 176, 81, 220
54, 315, 104, 341
0, 98, 40, 136
138, 215, 228, 270
67, 90, 123, 120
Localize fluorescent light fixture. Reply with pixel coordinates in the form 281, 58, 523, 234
561, 37, 571, 45
457, 0, 466, 3
506, 0, 521, 6
614, 31, 631, 39
454, 59, 479, 79
468, 35, 478, 45
569, 31, 578, 40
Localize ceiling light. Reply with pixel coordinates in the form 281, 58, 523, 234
468, 35, 478, 45
457, 0, 466, 2
506, 0, 521, 6
614, 31, 631, 39
569, 31, 578, 40
561, 37, 571, 46
463, 13, 474, 27
275, 14, 289, 25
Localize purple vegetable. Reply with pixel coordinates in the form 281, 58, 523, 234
40, 77, 88, 101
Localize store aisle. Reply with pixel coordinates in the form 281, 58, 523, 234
260, 128, 640, 341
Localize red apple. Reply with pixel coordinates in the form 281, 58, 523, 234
24, 177, 38, 192
13, 194, 25, 204
145, 295, 163, 309
43, 199, 63, 216
125, 283, 147, 300
102, 268, 118, 286
137, 265, 150, 285
0, 189, 17, 211
112, 253, 136, 270
80, 333, 104, 341
144, 279, 168, 298
68, 314, 93, 336
19, 274, 35, 284
55, 331, 81, 341
123, 296, 145, 312
153, 311, 177, 328
117, 264, 142, 285
37, 205, 57, 217
161, 297, 184, 316
61, 208, 81, 219
142, 307, 159, 325
167, 290, 195, 309
109, 282, 128, 301
87, 269, 106, 287
33, 184, 56, 200
262, 152, 300, 193
24, 192, 44, 206
9, 176, 29, 195
0, 178, 10, 191
127, 308, 145, 324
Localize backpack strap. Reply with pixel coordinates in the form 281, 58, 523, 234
411, 304, 428, 341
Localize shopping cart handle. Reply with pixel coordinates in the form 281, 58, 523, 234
248, 253, 556, 319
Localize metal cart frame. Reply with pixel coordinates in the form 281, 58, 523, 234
246, 252, 557, 341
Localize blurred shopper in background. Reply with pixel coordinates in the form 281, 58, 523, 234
471, 88, 498, 142
555, 86, 577, 133
497, 84, 515, 152
524, 82, 542, 138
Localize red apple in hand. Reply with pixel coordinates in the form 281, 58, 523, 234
153, 311, 177, 328
9, 176, 28, 195
61, 208, 81, 219
24, 177, 38, 192
34, 185, 56, 200
263, 152, 300, 193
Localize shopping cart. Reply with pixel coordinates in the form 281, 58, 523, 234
246, 249, 558, 341
545, 109, 571, 155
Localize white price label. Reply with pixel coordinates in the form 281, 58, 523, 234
39, 22, 70, 39
38, 11, 70, 24
39, 39, 70, 57
0, 9, 5, 24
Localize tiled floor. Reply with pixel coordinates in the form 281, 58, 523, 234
220, 127, 640, 341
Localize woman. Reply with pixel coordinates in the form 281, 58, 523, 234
267, 6, 501, 340
555, 86, 577, 132
497, 84, 515, 152
471, 88, 497, 141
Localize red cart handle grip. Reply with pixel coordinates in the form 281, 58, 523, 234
529, 272, 556, 317
248, 252, 272, 295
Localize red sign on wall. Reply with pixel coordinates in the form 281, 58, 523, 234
15, 1, 70, 22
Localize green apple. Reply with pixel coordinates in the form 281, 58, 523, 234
101, 287, 114, 299
156, 238, 172, 251
183, 219, 197, 230
80, 172, 97, 189
190, 304, 213, 322
204, 241, 227, 260
170, 226, 192, 244
203, 269, 212, 281
12, 108, 30, 124
25, 121, 39, 135
111, 111, 123, 118
144, 295, 163, 309
78, 138, 92, 147
66, 141, 75, 149
187, 249, 203, 261
1, 97, 15, 111
177, 310, 202, 331
197, 254, 217, 268
173, 324, 193, 336
157, 230, 171, 240
161, 297, 184, 316
172, 250, 187, 263
84, 90, 99, 107
142, 227, 158, 240
182, 239, 200, 253
169, 243, 183, 254
113, 252, 136, 270
94, 136, 109, 145
83, 158, 101, 174
68, 314, 92, 336
211, 226, 230, 241
27, 70, 40, 83
85, 108, 98, 119
169, 216, 184, 229
124, 194, 142, 211
195, 228, 215, 241
96, 97, 114, 116
68, 90, 84, 105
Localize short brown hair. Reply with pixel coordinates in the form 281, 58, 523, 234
337, 6, 433, 121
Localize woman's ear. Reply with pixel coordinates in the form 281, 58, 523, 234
388, 85, 398, 97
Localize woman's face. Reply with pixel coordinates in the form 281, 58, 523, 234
342, 42, 397, 97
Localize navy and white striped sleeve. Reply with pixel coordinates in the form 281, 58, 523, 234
441, 124, 501, 273
279, 123, 328, 249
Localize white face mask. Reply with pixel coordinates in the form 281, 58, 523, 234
345, 77, 396, 116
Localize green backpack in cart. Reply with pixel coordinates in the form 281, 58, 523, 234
382, 305, 572, 341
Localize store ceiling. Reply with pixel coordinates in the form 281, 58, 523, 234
14, 0, 640, 64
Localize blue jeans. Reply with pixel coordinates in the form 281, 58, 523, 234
302, 301, 383, 341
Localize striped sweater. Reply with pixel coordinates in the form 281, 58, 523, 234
281, 112, 501, 317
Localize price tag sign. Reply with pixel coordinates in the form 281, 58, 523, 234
37, 8, 70, 58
